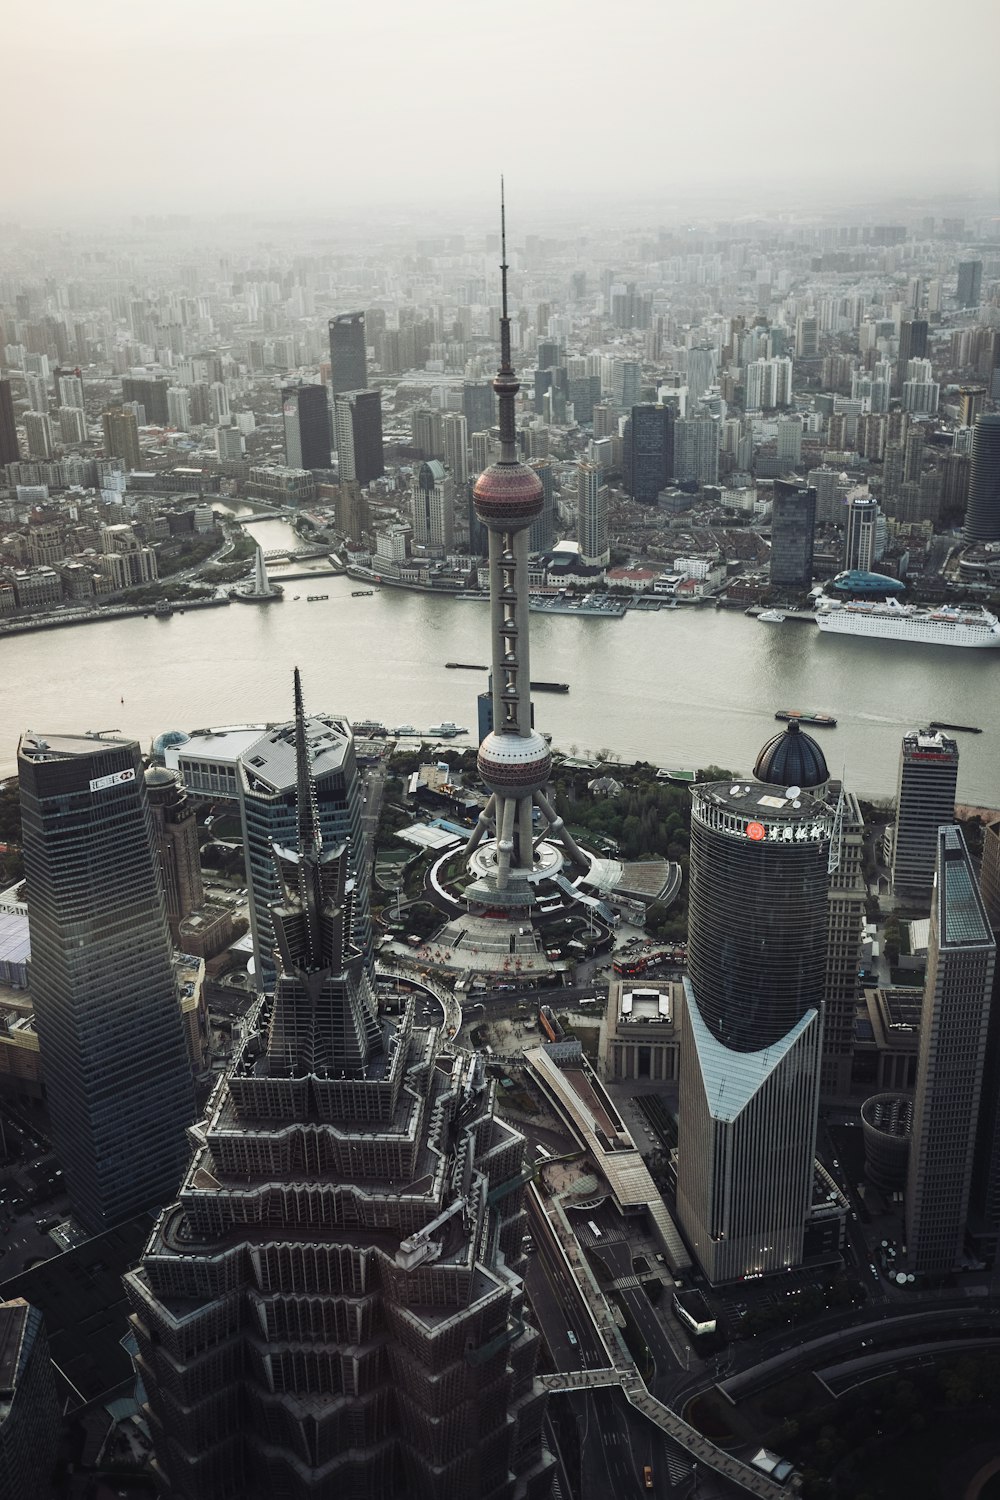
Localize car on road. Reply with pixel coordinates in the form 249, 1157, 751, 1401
566, 1329, 577, 1346
643, 1465, 654, 1490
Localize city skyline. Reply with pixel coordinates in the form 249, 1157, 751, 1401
5, 0, 999, 217
2, 38, 1000, 1486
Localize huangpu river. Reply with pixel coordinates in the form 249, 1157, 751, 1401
1, 513, 998, 807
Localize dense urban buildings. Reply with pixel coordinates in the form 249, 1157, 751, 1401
905, 826, 996, 1274
126, 686, 551, 1500
2, 165, 1000, 1492
891, 728, 960, 901
17, 733, 195, 1233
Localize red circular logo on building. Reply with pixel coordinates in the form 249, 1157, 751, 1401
746, 821, 766, 841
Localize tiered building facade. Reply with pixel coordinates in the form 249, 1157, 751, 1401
126, 676, 551, 1500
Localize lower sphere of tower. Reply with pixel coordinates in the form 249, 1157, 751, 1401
477, 730, 552, 798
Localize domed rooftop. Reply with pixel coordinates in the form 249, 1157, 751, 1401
473, 463, 544, 531
152, 729, 190, 755
830, 570, 906, 596
144, 765, 181, 796
754, 719, 829, 789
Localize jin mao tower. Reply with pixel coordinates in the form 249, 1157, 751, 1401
127, 674, 551, 1500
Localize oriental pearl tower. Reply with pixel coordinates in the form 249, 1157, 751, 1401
464, 188, 588, 908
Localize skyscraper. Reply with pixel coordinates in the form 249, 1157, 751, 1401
23, 412, 53, 461
127, 675, 552, 1500
821, 787, 867, 1097
441, 410, 469, 485
328, 311, 367, 393
102, 406, 141, 470
676, 722, 833, 1283
17, 733, 195, 1233
626, 403, 673, 502
25, 372, 49, 418
0, 1299, 61, 1500
144, 766, 205, 943
237, 697, 369, 992
957, 260, 983, 308
121, 376, 170, 425
463, 379, 496, 437
282, 383, 331, 470
528, 459, 555, 553
891, 729, 959, 901
166, 387, 190, 431
744, 356, 793, 410
0, 378, 20, 465
895, 319, 928, 394
57, 406, 87, 445
576, 460, 609, 565
673, 416, 719, 486
57, 370, 84, 409
769, 478, 816, 590
969, 821, 1000, 1262
687, 345, 717, 403
958, 386, 986, 429
333, 388, 384, 486
906, 826, 996, 1274
412, 460, 454, 549
963, 413, 1000, 545
843, 493, 880, 572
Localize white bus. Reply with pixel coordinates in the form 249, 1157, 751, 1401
535, 1145, 552, 1162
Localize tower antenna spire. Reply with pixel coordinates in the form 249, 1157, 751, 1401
500, 177, 508, 317
292, 666, 321, 859
494, 178, 518, 461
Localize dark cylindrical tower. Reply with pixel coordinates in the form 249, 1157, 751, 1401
964, 413, 1000, 545
687, 786, 832, 1050
687, 734, 833, 1052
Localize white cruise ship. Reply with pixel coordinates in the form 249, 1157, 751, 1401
815, 596, 1000, 648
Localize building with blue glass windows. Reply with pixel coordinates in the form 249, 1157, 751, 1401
17, 732, 195, 1234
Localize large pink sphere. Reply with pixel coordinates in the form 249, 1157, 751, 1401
477, 730, 552, 798
473, 463, 544, 531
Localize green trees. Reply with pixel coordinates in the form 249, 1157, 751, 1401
550, 773, 692, 861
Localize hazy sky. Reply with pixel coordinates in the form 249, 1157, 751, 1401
8, 0, 1000, 219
